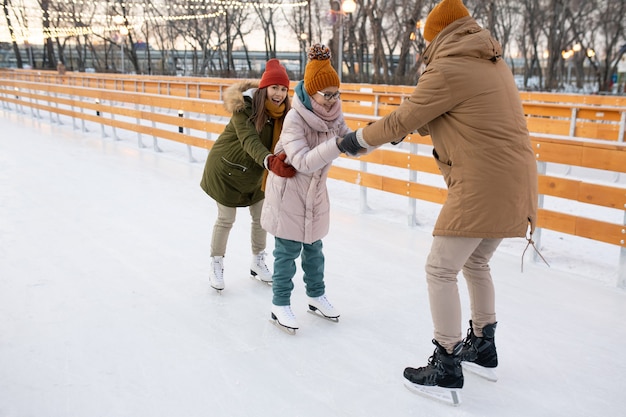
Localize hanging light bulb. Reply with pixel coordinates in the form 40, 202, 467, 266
342, 0, 356, 14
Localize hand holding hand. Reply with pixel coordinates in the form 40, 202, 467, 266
336, 131, 366, 156
266, 152, 297, 178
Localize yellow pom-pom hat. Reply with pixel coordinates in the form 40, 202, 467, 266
423, 0, 470, 42
303, 43, 340, 96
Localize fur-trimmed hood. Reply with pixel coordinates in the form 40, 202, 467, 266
223, 80, 259, 114
200, 79, 274, 208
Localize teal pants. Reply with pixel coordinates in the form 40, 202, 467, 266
272, 237, 325, 306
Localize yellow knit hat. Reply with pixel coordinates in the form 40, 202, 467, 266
423, 0, 470, 42
304, 44, 340, 96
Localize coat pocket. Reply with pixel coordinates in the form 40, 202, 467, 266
433, 148, 453, 187
221, 156, 249, 173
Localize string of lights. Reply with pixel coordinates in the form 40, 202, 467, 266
6, 0, 308, 18
3, 0, 308, 42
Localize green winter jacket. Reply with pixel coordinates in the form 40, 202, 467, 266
200, 81, 275, 207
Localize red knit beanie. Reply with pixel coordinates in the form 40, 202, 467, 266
259, 59, 290, 89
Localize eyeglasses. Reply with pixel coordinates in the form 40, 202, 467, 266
316, 91, 341, 101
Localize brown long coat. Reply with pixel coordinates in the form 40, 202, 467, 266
363, 16, 537, 238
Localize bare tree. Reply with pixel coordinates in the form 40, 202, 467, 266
541, 0, 568, 90
472, 0, 523, 70
3, 0, 24, 68
562, 0, 596, 90
34, 0, 56, 69
254, 1, 281, 61
4, 0, 624, 91
391, 0, 427, 85
516, 0, 545, 89
593, 0, 626, 91
362, 0, 390, 83
281, 2, 311, 78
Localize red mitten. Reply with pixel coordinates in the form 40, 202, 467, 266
266, 153, 297, 178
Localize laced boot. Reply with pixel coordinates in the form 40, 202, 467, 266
209, 256, 225, 291
461, 320, 498, 368
250, 251, 272, 283
404, 340, 464, 389
271, 304, 299, 332
308, 294, 340, 320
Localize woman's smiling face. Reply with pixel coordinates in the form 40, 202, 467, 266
266, 85, 288, 105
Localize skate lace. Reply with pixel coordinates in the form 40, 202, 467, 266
412, 351, 442, 385
211, 258, 224, 280
427, 352, 437, 367
255, 251, 271, 274
277, 305, 297, 321
462, 326, 473, 347
318, 295, 334, 309
425, 340, 447, 368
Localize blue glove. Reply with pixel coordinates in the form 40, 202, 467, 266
336, 131, 365, 156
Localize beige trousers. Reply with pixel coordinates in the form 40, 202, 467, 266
425, 236, 502, 353
210, 200, 266, 257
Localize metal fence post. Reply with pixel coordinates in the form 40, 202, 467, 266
179, 109, 195, 162
95, 99, 106, 138
151, 105, 161, 152
569, 108, 577, 137
407, 142, 418, 226
359, 160, 370, 213
136, 102, 144, 148
618, 213, 626, 289
618, 110, 625, 143
54, 91, 61, 124
80, 96, 86, 133
532, 159, 547, 264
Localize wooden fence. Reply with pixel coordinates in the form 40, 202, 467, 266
1, 69, 625, 288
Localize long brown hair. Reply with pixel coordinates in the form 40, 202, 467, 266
250, 87, 291, 133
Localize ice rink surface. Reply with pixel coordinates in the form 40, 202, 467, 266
1, 110, 625, 417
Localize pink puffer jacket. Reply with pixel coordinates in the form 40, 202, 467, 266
261, 93, 350, 244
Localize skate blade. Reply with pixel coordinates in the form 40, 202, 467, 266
210, 285, 224, 294
307, 308, 339, 322
462, 362, 498, 382
250, 274, 272, 286
269, 316, 297, 335
403, 379, 462, 406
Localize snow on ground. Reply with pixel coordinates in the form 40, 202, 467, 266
1, 108, 625, 417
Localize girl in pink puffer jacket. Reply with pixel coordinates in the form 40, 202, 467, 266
261, 44, 351, 333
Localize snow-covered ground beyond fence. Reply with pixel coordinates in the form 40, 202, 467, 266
1, 109, 625, 417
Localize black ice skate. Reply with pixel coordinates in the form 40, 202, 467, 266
461, 320, 498, 382
403, 340, 463, 406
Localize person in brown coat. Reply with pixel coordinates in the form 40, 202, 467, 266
337, 0, 538, 405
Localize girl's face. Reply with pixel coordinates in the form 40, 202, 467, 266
266, 85, 289, 105
311, 86, 340, 111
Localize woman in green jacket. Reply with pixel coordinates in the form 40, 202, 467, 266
200, 59, 296, 292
